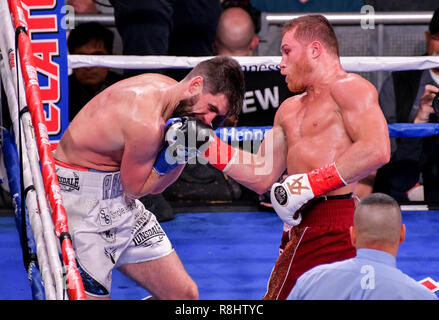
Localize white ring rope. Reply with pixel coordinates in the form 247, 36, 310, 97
68, 54, 439, 72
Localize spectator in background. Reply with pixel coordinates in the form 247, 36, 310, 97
250, 0, 363, 12
363, 9, 439, 203
220, 0, 261, 34
109, 0, 171, 68
68, 22, 123, 121
167, 0, 221, 57
110, 0, 222, 78
214, 5, 292, 128
288, 193, 437, 300
213, 7, 259, 56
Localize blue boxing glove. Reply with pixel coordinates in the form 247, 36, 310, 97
153, 116, 215, 175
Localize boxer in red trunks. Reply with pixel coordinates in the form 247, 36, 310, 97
264, 196, 356, 299
195, 14, 391, 299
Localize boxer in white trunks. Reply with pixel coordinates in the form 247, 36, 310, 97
54, 56, 245, 299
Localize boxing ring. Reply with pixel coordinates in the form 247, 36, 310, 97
0, 2, 438, 300
1, 208, 439, 299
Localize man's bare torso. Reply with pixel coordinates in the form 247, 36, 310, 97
55, 73, 178, 171
278, 73, 358, 195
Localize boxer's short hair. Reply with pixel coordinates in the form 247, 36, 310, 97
185, 56, 245, 118
283, 14, 340, 57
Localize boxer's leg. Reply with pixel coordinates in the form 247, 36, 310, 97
118, 251, 198, 300
116, 200, 198, 300
263, 226, 309, 300
264, 198, 356, 300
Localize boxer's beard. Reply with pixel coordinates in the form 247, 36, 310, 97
287, 51, 312, 93
172, 94, 200, 118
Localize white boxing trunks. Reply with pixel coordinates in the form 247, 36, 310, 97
55, 160, 174, 297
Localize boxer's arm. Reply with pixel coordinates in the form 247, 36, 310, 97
331, 76, 391, 183
203, 115, 288, 194
148, 165, 185, 194
161, 116, 288, 195
120, 125, 184, 199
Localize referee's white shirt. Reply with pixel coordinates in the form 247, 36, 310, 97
288, 248, 438, 300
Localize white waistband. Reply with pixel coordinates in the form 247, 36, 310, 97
56, 164, 123, 199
